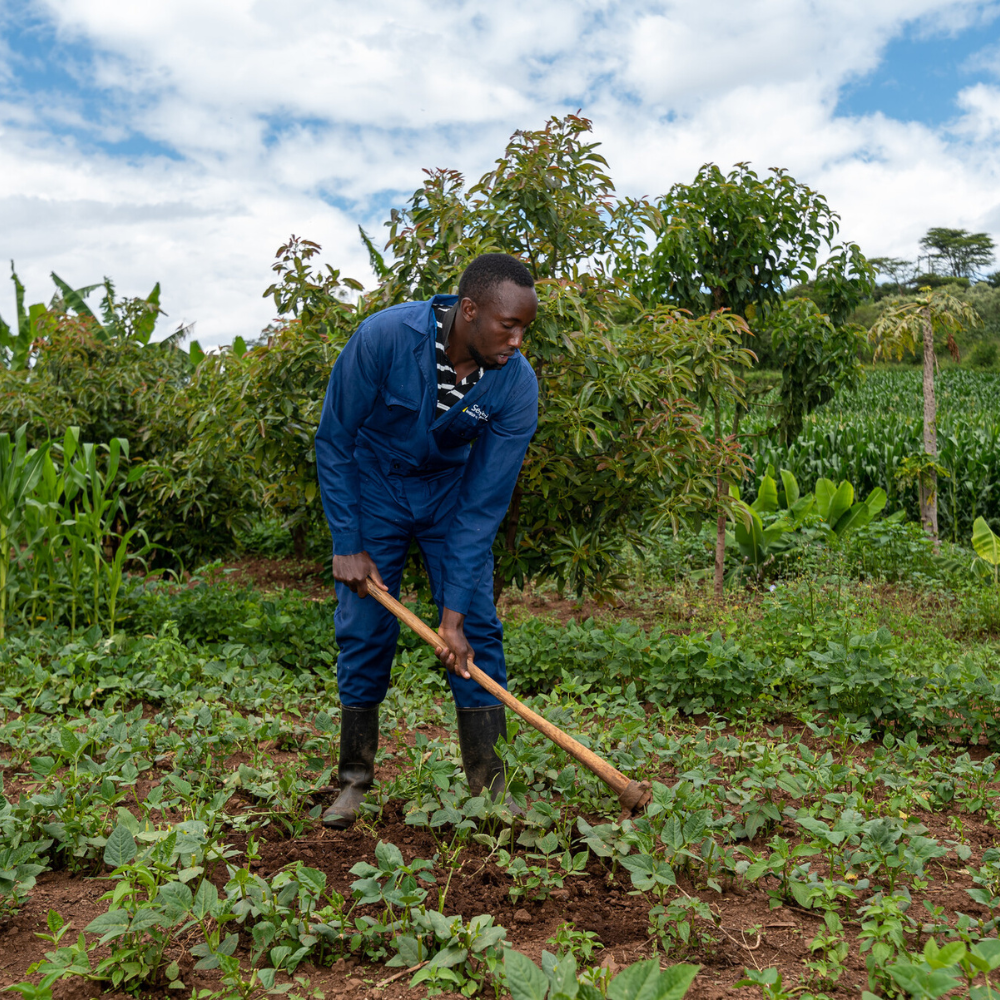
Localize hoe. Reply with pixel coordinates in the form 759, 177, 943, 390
366, 579, 651, 818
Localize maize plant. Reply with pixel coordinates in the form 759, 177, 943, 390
0, 427, 49, 640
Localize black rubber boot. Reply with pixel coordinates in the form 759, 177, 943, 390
322, 706, 379, 829
456, 706, 508, 800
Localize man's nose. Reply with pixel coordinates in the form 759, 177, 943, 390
508, 327, 524, 347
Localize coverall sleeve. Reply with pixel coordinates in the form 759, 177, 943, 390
314, 327, 382, 555
441, 370, 539, 615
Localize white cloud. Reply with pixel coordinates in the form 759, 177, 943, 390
1, 0, 1000, 346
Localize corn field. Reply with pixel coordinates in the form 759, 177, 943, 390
746, 369, 1000, 542
0, 426, 146, 639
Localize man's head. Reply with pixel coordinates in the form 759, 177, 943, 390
455, 254, 537, 370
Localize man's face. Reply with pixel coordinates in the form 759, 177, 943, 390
461, 281, 538, 371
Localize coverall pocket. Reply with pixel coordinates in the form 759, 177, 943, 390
435, 410, 484, 449
375, 387, 420, 430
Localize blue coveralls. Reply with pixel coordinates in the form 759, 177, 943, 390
314, 295, 538, 709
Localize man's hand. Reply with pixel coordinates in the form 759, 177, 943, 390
435, 608, 473, 680
331, 552, 388, 598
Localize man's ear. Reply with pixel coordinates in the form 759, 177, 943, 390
459, 296, 478, 323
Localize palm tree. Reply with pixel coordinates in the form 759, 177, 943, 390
868, 288, 979, 547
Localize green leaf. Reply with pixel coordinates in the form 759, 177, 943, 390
888, 962, 959, 999
824, 480, 854, 531
84, 909, 130, 942
192, 878, 219, 919
780, 468, 800, 508
375, 841, 404, 871
752, 473, 778, 513
863, 486, 887, 516
505, 949, 549, 1000
50, 273, 99, 322
608, 960, 700, 1000
733, 504, 765, 565
814, 478, 836, 520
103, 824, 137, 868
972, 938, 1000, 970
831, 501, 872, 539
58, 727, 82, 758
925, 940, 965, 969
973, 516, 1000, 567
789, 880, 814, 908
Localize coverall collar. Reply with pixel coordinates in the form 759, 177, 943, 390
403, 295, 497, 431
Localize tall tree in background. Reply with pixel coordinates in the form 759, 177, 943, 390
919, 228, 996, 280
636, 162, 873, 597
869, 288, 980, 547
869, 257, 916, 293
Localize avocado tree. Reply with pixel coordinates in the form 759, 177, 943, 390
869, 288, 981, 546
380, 116, 745, 599
633, 162, 873, 595
234, 116, 736, 599
764, 298, 863, 445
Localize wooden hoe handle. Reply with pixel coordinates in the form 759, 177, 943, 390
364, 579, 651, 815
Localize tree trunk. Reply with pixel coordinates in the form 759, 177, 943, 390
713, 399, 725, 605
920, 305, 940, 550
291, 522, 307, 560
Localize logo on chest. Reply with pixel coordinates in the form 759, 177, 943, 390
464, 404, 490, 422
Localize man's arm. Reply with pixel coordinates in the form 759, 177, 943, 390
314, 326, 388, 597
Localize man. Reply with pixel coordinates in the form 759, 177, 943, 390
314, 253, 538, 828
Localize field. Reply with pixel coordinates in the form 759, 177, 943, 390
3, 541, 1000, 1000
746, 368, 1000, 542
2, 370, 1000, 1000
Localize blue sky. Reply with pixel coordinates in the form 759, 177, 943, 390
2, 0, 1000, 346
837, 13, 1000, 125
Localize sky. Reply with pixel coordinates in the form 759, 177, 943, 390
2, 0, 1000, 348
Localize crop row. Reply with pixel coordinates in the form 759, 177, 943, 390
744, 369, 1000, 540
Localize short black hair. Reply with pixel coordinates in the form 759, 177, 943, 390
457, 253, 534, 305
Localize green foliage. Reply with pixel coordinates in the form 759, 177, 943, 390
0, 838, 49, 917
972, 516, 1000, 584
0, 299, 239, 565
747, 369, 1000, 541
919, 227, 996, 280
724, 467, 885, 580
125, 577, 337, 669
504, 949, 698, 1000
970, 341, 998, 368
869, 286, 981, 365
640, 162, 842, 318
764, 298, 863, 444
0, 427, 149, 638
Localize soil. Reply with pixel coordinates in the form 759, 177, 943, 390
3, 736, 997, 1000
3, 562, 998, 998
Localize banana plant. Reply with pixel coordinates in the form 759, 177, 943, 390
814, 477, 887, 539
730, 468, 815, 572
0, 264, 36, 370
972, 516, 1000, 589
